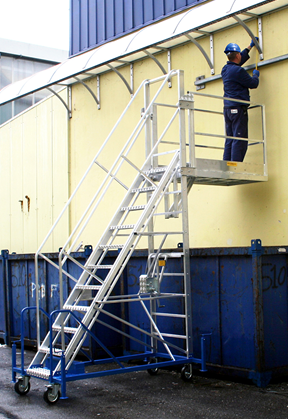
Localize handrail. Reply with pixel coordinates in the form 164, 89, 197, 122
60, 70, 178, 257
190, 90, 258, 106
58, 70, 178, 265
187, 90, 267, 168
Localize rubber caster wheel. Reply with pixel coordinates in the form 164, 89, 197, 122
181, 364, 193, 382
14, 379, 30, 395
147, 357, 159, 376
43, 388, 60, 404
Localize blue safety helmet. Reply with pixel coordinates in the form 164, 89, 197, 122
224, 43, 241, 54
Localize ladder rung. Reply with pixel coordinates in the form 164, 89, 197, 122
86, 265, 112, 270
132, 186, 155, 193
161, 273, 185, 277
152, 332, 187, 339
154, 211, 182, 217
121, 205, 146, 211
110, 224, 135, 230
99, 244, 124, 249
53, 325, 78, 333
151, 312, 186, 318
64, 304, 89, 312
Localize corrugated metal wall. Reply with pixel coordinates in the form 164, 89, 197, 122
70, 0, 208, 56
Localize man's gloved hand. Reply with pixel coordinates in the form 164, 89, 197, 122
253, 69, 260, 77
250, 37, 259, 48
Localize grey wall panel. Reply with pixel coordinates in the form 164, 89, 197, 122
70, 0, 208, 56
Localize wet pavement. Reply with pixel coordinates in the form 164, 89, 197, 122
1, 344, 288, 419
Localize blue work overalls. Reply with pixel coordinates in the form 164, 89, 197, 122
221, 49, 259, 162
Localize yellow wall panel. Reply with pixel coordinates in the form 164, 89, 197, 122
9, 118, 24, 252
0, 124, 12, 250
0, 91, 69, 253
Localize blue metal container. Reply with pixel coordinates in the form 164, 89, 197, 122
1, 240, 288, 386
70, 0, 208, 56
122, 240, 288, 386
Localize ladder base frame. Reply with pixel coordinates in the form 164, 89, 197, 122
12, 348, 208, 400
12, 300, 209, 400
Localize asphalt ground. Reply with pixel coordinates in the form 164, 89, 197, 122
1, 344, 288, 419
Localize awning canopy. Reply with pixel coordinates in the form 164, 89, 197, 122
0, 0, 284, 106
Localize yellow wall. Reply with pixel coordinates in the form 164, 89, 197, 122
0, 7, 287, 253
68, 8, 288, 250
0, 91, 69, 253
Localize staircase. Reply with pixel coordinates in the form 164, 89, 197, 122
27, 150, 188, 378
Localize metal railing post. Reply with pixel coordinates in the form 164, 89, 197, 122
188, 95, 196, 167
178, 70, 193, 357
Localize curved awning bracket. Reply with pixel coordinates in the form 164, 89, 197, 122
143, 49, 172, 88
47, 87, 72, 119
107, 64, 133, 96
233, 15, 263, 60
185, 33, 215, 75
74, 76, 101, 109
143, 49, 167, 75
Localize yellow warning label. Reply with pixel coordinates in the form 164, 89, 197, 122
227, 162, 237, 167
159, 260, 166, 267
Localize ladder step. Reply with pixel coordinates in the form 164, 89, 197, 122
110, 224, 135, 230
86, 265, 113, 270
99, 244, 124, 249
121, 205, 146, 211
64, 304, 89, 312
76, 284, 102, 290
53, 325, 78, 334
39, 347, 63, 356
144, 167, 167, 175
132, 186, 155, 193
26, 367, 51, 379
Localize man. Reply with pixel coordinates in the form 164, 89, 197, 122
222, 39, 260, 162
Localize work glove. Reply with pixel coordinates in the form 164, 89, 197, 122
253, 69, 260, 77
250, 37, 259, 48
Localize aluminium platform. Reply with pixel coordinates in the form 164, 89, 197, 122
182, 158, 267, 186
